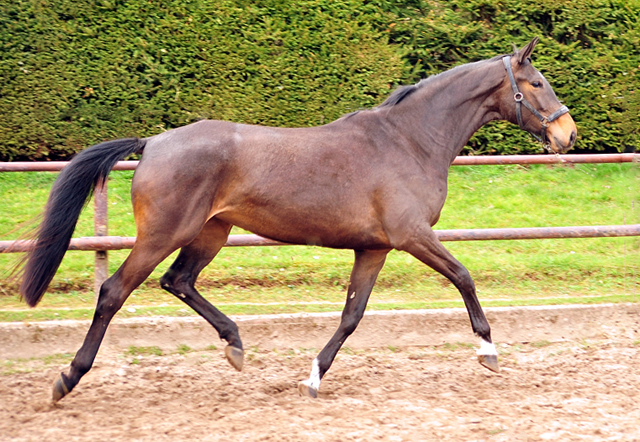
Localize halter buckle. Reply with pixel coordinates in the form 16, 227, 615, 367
514, 92, 523, 102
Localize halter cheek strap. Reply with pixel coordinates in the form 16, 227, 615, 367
502, 56, 569, 146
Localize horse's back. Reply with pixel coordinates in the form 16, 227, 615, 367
139, 118, 383, 186
133, 119, 396, 247
133, 116, 444, 249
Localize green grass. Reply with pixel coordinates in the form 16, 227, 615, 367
1, 163, 639, 321
126, 346, 163, 357
0, 352, 74, 376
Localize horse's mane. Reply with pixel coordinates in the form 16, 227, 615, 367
337, 53, 507, 121
377, 54, 507, 109
377, 84, 420, 108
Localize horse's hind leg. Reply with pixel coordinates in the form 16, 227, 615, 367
53, 238, 179, 402
159, 218, 244, 370
298, 249, 389, 398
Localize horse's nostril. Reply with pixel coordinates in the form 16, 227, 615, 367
570, 130, 577, 146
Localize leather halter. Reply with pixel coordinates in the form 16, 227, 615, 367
502, 56, 569, 147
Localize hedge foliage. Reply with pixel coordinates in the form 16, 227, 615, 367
0, 0, 638, 160
376, 0, 640, 155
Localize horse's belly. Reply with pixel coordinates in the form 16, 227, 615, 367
216, 210, 391, 250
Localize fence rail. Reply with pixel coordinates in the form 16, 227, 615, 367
1, 153, 638, 172
2, 224, 640, 254
2, 154, 638, 294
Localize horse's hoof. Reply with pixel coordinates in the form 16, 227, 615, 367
224, 345, 244, 371
478, 354, 500, 373
298, 381, 318, 398
52, 373, 70, 403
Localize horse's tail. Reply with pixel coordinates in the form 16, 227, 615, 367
20, 138, 146, 307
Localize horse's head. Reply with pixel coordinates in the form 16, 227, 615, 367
499, 38, 577, 153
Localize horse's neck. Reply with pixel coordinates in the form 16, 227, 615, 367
396, 60, 505, 165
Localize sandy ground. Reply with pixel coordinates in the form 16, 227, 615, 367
2, 338, 640, 441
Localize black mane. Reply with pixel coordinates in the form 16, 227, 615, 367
378, 54, 507, 109
378, 84, 420, 108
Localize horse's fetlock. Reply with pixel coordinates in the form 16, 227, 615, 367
70, 361, 91, 380
220, 324, 241, 348
474, 326, 492, 342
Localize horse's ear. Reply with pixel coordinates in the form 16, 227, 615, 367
516, 37, 539, 64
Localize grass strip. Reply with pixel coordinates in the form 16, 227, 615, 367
2, 163, 638, 318
1, 294, 637, 323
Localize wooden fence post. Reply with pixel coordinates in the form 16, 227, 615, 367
94, 180, 108, 298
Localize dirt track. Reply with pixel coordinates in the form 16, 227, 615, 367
2, 338, 640, 441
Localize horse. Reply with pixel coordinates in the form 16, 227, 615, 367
19, 38, 576, 402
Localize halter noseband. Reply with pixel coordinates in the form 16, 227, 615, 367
502, 56, 569, 148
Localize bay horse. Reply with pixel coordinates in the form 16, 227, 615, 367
20, 38, 576, 402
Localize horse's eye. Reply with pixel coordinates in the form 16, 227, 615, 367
531, 81, 543, 89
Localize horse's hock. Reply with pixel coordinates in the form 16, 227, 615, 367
2, 303, 639, 360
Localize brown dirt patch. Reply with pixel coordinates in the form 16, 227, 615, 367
2, 339, 640, 441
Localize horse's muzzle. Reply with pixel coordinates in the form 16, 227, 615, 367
547, 113, 577, 154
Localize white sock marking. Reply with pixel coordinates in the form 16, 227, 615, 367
300, 358, 321, 391
477, 339, 497, 356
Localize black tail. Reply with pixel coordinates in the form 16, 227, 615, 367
20, 138, 146, 307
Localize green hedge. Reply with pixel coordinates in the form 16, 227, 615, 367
0, 0, 403, 160
0, 0, 638, 160
377, 0, 640, 155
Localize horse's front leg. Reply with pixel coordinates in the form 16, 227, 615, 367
398, 225, 499, 372
298, 249, 389, 398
